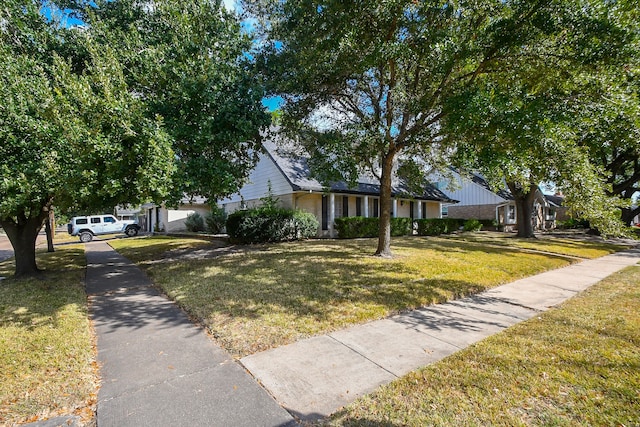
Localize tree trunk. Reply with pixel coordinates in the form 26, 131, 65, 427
375, 152, 395, 257
507, 181, 538, 238
45, 213, 55, 253
1, 212, 47, 277
621, 204, 640, 226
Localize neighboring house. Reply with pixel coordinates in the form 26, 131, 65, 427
219, 136, 456, 237
142, 196, 210, 233
430, 169, 558, 232
115, 205, 144, 222
543, 193, 570, 226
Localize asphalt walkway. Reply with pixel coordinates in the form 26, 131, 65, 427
85, 241, 296, 427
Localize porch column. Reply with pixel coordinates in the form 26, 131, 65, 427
329, 193, 336, 237
392, 199, 398, 218
417, 201, 422, 219
363, 196, 369, 218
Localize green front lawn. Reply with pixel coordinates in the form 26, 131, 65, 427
329, 264, 640, 426
108, 235, 620, 358
0, 246, 97, 425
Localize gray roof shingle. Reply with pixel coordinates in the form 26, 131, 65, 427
263, 137, 456, 203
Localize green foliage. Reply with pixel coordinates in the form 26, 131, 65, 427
463, 219, 483, 232
0, 2, 177, 274
259, 180, 280, 211
205, 206, 228, 234
335, 217, 412, 239
476, 219, 498, 230
184, 212, 206, 233
415, 219, 446, 236
90, 0, 270, 203
558, 218, 591, 229
246, 0, 626, 254
226, 207, 319, 243
0, 0, 270, 274
334, 217, 379, 239
441, 2, 638, 237
415, 219, 462, 236
391, 218, 413, 237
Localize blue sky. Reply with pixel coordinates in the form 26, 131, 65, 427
40, 4, 83, 27
262, 96, 283, 111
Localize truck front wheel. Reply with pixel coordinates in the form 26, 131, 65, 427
125, 226, 139, 237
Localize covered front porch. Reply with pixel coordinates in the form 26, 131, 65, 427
294, 192, 444, 238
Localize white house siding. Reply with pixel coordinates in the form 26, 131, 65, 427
164, 204, 211, 232
220, 151, 293, 205
430, 171, 506, 206
444, 178, 506, 206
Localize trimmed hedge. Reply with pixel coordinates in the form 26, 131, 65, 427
334, 217, 412, 238
334, 217, 378, 238
463, 219, 483, 232
226, 207, 319, 243
391, 218, 413, 237
415, 218, 463, 236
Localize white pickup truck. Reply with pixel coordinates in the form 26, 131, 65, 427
67, 215, 141, 242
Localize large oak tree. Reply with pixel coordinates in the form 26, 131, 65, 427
1, 1, 174, 276
246, 0, 628, 255
1, 0, 269, 276
85, 0, 272, 204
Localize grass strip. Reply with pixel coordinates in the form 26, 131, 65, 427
328, 264, 640, 426
110, 236, 578, 358
445, 232, 624, 259
0, 246, 97, 425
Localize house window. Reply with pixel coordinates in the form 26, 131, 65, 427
342, 196, 349, 217
373, 199, 379, 217
410, 201, 415, 220
441, 206, 448, 217
356, 197, 362, 216
422, 202, 427, 219
508, 205, 515, 221
321, 196, 328, 230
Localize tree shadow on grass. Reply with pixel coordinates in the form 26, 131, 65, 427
0, 247, 86, 331
129, 236, 574, 355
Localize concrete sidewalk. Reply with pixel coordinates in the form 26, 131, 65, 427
241, 249, 640, 422
85, 241, 296, 427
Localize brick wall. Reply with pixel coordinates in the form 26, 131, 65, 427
447, 204, 498, 220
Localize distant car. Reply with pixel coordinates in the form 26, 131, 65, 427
67, 215, 141, 242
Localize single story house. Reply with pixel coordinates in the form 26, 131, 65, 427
219, 136, 456, 237
141, 196, 209, 233
543, 193, 570, 225
429, 169, 559, 232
